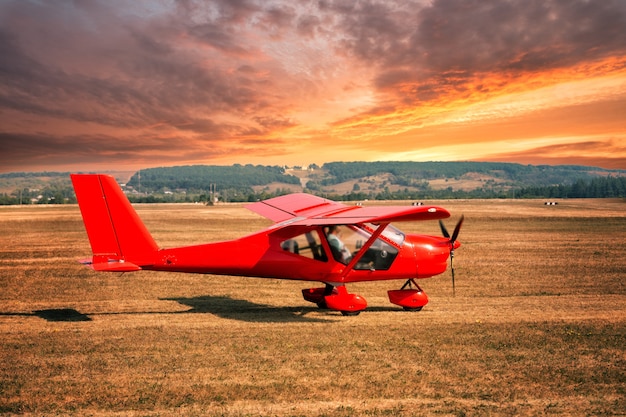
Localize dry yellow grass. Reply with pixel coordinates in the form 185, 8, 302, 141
1, 199, 625, 416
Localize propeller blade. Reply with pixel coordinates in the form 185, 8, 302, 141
450, 215, 464, 244
442, 215, 463, 297
451, 255, 456, 296
439, 220, 450, 238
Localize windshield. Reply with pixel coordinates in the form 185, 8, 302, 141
363, 223, 405, 246
324, 224, 400, 270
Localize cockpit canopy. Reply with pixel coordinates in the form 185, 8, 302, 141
280, 223, 404, 271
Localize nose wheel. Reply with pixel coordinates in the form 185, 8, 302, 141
388, 279, 428, 311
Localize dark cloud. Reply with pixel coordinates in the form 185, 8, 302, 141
187, 22, 249, 55
412, 0, 626, 71
0, 129, 288, 171
0, 132, 161, 170
172, 0, 262, 26
0, 132, 177, 158
0, 0, 291, 133
296, 14, 321, 38
258, 6, 297, 35
331, 0, 626, 103
252, 116, 297, 130
5, 0, 623, 130
331, 1, 412, 64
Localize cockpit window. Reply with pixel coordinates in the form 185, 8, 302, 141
323, 224, 399, 270
280, 231, 327, 262
324, 225, 363, 264
354, 227, 399, 270
364, 223, 405, 246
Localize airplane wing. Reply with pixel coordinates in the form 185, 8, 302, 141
246, 193, 450, 226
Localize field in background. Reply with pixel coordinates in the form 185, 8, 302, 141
1, 199, 624, 416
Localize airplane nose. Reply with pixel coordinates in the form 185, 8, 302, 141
408, 235, 450, 278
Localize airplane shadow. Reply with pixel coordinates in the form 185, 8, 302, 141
364, 306, 425, 313
0, 309, 93, 322
162, 295, 334, 323
33, 308, 92, 322
0, 297, 335, 323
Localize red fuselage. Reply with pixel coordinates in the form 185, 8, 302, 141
146, 227, 457, 285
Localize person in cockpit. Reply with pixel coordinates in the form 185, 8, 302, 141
326, 226, 352, 264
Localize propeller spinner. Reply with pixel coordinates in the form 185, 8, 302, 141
439, 215, 464, 295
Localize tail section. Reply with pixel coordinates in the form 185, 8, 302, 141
71, 174, 159, 272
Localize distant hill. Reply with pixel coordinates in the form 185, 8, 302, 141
126, 164, 300, 190
0, 162, 624, 204
0, 171, 133, 204
320, 161, 620, 186
308, 161, 625, 199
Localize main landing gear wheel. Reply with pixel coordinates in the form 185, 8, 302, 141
302, 285, 367, 315
388, 278, 429, 311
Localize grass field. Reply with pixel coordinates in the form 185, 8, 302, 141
1, 199, 625, 416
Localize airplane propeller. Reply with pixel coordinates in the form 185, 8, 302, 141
439, 215, 464, 296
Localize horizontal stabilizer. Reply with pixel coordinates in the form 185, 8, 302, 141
79, 258, 142, 272
91, 261, 142, 272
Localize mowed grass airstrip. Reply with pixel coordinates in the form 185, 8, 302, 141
1, 199, 624, 416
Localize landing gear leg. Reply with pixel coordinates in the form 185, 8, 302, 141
400, 278, 421, 291
318, 284, 334, 309
302, 284, 333, 308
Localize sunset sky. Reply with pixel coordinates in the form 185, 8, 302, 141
1, 0, 625, 173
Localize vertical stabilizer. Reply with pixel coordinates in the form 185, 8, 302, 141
71, 174, 158, 270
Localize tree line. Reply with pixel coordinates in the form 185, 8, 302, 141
516, 176, 626, 199
126, 164, 300, 191
321, 161, 619, 187
2, 174, 623, 205
1, 163, 625, 204
0, 184, 76, 205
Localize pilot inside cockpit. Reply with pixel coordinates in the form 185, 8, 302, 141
325, 226, 352, 264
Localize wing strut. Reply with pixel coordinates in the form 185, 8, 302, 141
340, 223, 389, 279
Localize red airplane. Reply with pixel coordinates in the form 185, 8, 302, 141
71, 174, 462, 315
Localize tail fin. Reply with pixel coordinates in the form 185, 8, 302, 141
71, 174, 158, 271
